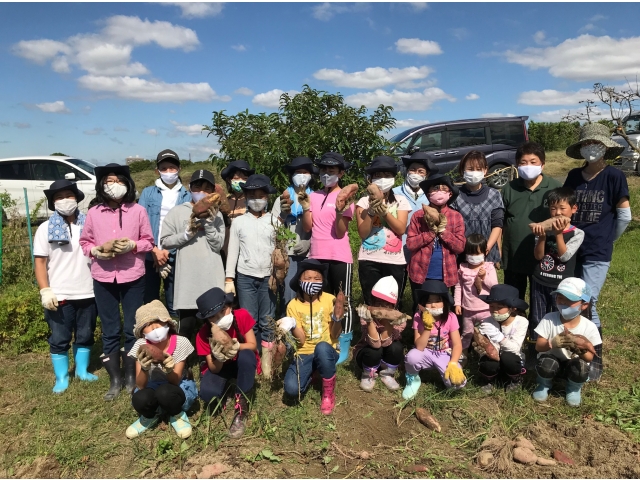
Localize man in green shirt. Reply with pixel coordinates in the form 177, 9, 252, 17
501, 142, 562, 303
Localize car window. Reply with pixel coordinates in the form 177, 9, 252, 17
412, 130, 444, 152
490, 122, 525, 147
448, 126, 487, 149
0, 160, 32, 180
65, 158, 96, 175
393, 135, 413, 155
30, 160, 90, 181
624, 115, 640, 134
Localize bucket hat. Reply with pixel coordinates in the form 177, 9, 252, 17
316, 152, 351, 170
416, 279, 455, 306
134, 300, 178, 339
289, 259, 329, 292
43, 179, 85, 211
240, 173, 277, 194
220, 160, 255, 181
196, 287, 235, 320
419, 173, 459, 202
565, 123, 625, 160
284, 156, 317, 176
479, 284, 529, 311
94, 163, 132, 183
364, 155, 398, 176
401, 151, 439, 175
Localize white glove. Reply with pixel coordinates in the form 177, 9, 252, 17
156, 263, 172, 279
211, 342, 227, 362
224, 339, 240, 360
224, 281, 236, 295
292, 240, 310, 256
90, 246, 114, 260
184, 217, 201, 240
479, 322, 505, 344
40, 287, 58, 311
276, 317, 297, 332
113, 238, 137, 255
356, 304, 372, 323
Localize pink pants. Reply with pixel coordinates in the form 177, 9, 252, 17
404, 348, 466, 389
461, 309, 491, 349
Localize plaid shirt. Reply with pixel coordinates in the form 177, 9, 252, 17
406, 205, 466, 287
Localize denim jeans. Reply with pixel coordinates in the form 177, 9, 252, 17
236, 272, 276, 346
93, 276, 146, 355
199, 349, 257, 404
44, 298, 97, 354
144, 258, 176, 317
283, 342, 338, 397
577, 261, 610, 328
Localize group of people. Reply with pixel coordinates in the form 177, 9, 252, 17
34, 122, 631, 441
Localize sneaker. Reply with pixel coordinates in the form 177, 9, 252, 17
360, 367, 377, 392
126, 415, 159, 439
481, 383, 495, 394
169, 411, 192, 439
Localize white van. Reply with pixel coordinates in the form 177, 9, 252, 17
0, 156, 97, 219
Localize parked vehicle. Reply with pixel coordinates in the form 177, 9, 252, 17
0, 156, 97, 219
610, 111, 640, 174
389, 116, 529, 188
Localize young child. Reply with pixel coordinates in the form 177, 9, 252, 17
126, 300, 197, 440
532, 278, 601, 406
403, 280, 466, 400
220, 160, 255, 260
529, 187, 584, 363
195, 287, 258, 438
454, 233, 498, 361
279, 259, 343, 415
474, 285, 529, 393
353, 276, 406, 392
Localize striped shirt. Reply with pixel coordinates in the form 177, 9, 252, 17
129, 334, 194, 383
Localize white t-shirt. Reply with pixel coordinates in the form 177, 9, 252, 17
156, 179, 182, 248
33, 219, 94, 300
534, 312, 602, 360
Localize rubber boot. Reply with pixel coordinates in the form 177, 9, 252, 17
261, 341, 274, 379
565, 379, 584, 407
336, 331, 352, 365
378, 361, 400, 391
360, 366, 377, 392
229, 393, 249, 439
126, 415, 159, 439
73, 345, 98, 382
479, 372, 497, 395
169, 411, 192, 439
402, 372, 421, 400
532, 375, 553, 403
122, 349, 137, 395
51, 353, 70, 394
101, 352, 122, 401
320, 375, 336, 415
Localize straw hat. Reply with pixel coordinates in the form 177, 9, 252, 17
565, 123, 625, 160
133, 300, 178, 338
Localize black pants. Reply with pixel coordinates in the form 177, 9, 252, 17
178, 309, 202, 342
317, 259, 354, 334
503, 270, 531, 304
478, 351, 523, 379
132, 383, 186, 418
355, 341, 404, 369
536, 353, 590, 383
409, 279, 423, 316
529, 279, 557, 341
358, 260, 406, 308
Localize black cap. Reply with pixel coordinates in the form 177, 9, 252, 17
94, 163, 132, 183
401, 151, 439, 175
364, 155, 398, 176
316, 152, 350, 170
289, 259, 329, 292
189, 169, 216, 187
479, 284, 529, 311
156, 149, 180, 167
284, 156, 316, 175
195, 287, 234, 320
416, 279, 455, 306
43, 179, 85, 211
419, 173, 459, 202
240, 173, 277, 194
220, 160, 255, 181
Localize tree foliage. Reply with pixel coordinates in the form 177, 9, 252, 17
528, 119, 617, 152
203, 85, 396, 191
49, 152, 68, 156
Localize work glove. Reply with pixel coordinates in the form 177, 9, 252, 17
357, 304, 373, 323
156, 263, 172, 279
370, 198, 388, 217
40, 287, 59, 311
550, 333, 576, 350
160, 354, 175, 374
224, 281, 236, 295
113, 238, 137, 255
211, 342, 227, 362
185, 216, 201, 240
435, 214, 447, 233
422, 204, 440, 226
478, 322, 505, 344
90, 246, 115, 260
292, 239, 311, 256
276, 317, 297, 332
422, 310, 435, 331
137, 349, 153, 371
298, 192, 311, 211
444, 362, 466, 387
224, 339, 240, 360
280, 194, 293, 215
472, 341, 487, 358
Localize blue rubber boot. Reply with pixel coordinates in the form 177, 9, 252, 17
335, 331, 352, 366
402, 373, 422, 400
51, 353, 70, 394
73, 345, 98, 382
532, 375, 553, 403
565, 379, 584, 407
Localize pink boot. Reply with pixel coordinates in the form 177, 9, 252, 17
320, 375, 336, 415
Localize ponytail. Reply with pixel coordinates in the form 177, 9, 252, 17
231, 311, 245, 344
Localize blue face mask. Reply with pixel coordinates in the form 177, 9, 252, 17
558, 304, 582, 320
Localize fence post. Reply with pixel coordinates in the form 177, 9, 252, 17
23, 188, 35, 272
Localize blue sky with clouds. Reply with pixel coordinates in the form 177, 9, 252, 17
1, 2, 639, 165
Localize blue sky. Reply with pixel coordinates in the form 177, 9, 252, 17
1, 2, 639, 165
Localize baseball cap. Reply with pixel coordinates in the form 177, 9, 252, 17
551, 277, 592, 303
156, 149, 180, 167
371, 276, 398, 305
189, 169, 216, 187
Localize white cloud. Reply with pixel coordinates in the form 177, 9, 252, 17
166, 2, 224, 19
450, 28, 469, 41
517, 88, 596, 106
101, 15, 199, 51
252, 89, 300, 109
409, 2, 428, 11
84, 127, 103, 135
345, 87, 455, 111
395, 118, 430, 128
312, 3, 351, 21
170, 120, 204, 136
231, 44, 246, 52
395, 38, 442, 56
533, 30, 550, 46
530, 109, 571, 122
481, 113, 516, 118
504, 34, 640, 81
590, 14, 607, 22
35, 100, 70, 113
313, 66, 432, 89
578, 23, 598, 34
145, 129, 158, 135
234, 87, 254, 96
77, 75, 230, 103
465, 93, 479, 101
12, 39, 71, 64
186, 142, 220, 156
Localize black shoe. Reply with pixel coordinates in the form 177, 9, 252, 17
229, 394, 249, 439
102, 352, 122, 401
122, 349, 137, 395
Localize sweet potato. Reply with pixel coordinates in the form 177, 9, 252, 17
561, 326, 598, 357
512, 447, 537, 464
477, 451, 494, 467
529, 215, 572, 234
367, 306, 410, 326
515, 436, 536, 451
334, 287, 346, 320
335, 184, 358, 212
473, 327, 500, 361
269, 248, 290, 293
366, 183, 384, 202
281, 189, 293, 210
536, 457, 557, 466
139, 343, 166, 363
192, 192, 222, 218
553, 450, 575, 465
210, 323, 233, 352
415, 408, 442, 432
215, 184, 231, 215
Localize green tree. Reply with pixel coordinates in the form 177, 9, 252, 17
203, 85, 396, 191
50, 152, 68, 156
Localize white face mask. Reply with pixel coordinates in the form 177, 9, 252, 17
426, 307, 444, 317
463, 171, 484, 186
517, 165, 542, 181
247, 198, 267, 212
466, 254, 485, 265
54, 198, 78, 216
191, 191, 207, 203
372, 177, 395, 193
104, 183, 128, 200
491, 311, 511, 323
160, 171, 179, 185
580, 144, 607, 163
406, 173, 425, 188
292, 173, 311, 188
144, 325, 170, 344
320, 174, 339, 188
215, 313, 234, 331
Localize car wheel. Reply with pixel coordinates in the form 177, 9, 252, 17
487, 163, 513, 189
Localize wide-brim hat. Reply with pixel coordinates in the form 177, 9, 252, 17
284, 156, 316, 175
364, 155, 398, 175
401, 152, 439, 175
134, 300, 178, 338
316, 152, 351, 170
289, 259, 329, 292
94, 163, 132, 183
419, 173, 459, 202
196, 287, 235, 320
416, 279, 454, 306
43, 179, 85, 211
565, 123, 625, 160
220, 160, 255, 181
156, 149, 181, 167
240, 173, 277, 194
479, 284, 529, 311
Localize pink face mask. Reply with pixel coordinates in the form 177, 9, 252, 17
428, 191, 451, 206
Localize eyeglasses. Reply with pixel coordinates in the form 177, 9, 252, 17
428, 185, 450, 193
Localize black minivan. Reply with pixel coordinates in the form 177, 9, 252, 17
390, 116, 529, 188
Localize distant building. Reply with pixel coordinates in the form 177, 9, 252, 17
126, 155, 145, 165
